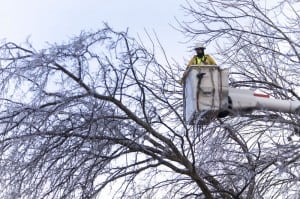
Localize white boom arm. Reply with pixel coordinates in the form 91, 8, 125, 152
229, 88, 300, 113
183, 66, 300, 124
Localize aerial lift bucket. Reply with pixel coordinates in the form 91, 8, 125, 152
183, 65, 300, 125
183, 65, 229, 124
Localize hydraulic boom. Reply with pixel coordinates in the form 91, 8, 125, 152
183, 65, 300, 124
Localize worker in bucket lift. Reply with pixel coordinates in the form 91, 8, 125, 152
180, 43, 216, 84
187, 43, 216, 66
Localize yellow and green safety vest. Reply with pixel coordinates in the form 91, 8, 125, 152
188, 54, 216, 66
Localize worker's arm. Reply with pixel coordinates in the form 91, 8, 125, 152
180, 67, 189, 85
179, 56, 195, 85
206, 54, 217, 65
180, 57, 195, 85
187, 56, 196, 67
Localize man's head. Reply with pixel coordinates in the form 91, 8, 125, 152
194, 43, 205, 57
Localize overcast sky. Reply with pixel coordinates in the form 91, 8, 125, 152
0, 0, 191, 64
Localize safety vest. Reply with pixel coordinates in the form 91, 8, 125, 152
187, 54, 216, 67
194, 56, 207, 64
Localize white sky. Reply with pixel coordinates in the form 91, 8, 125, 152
0, 0, 191, 64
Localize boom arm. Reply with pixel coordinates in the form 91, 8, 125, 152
183, 66, 300, 124
229, 88, 300, 113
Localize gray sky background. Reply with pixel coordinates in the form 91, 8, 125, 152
0, 0, 192, 64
